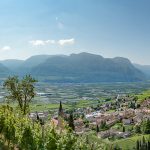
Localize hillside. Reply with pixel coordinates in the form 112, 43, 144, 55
0, 53, 146, 82
29, 52, 145, 82
20, 55, 50, 68
134, 63, 150, 77
0, 59, 24, 70
0, 63, 11, 77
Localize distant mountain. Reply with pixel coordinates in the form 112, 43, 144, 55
0, 59, 24, 70
0, 63, 11, 77
134, 64, 150, 77
28, 52, 146, 82
0, 53, 146, 82
20, 55, 51, 68
14, 55, 51, 75
15, 54, 67, 75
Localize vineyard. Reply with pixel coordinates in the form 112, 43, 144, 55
0, 104, 104, 150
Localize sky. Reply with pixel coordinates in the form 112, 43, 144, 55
0, 0, 150, 65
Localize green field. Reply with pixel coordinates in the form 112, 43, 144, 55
30, 99, 97, 112
0, 99, 96, 112
135, 90, 150, 103
88, 134, 150, 150
30, 103, 71, 112
114, 134, 150, 149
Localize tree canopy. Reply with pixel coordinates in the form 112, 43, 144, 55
3, 75, 37, 115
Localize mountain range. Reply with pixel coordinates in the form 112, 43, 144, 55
0, 52, 147, 83
133, 64, 150, 77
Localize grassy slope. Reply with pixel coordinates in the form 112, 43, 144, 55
135, 90, 150, 103
89, 134, 150, 150
114, 134, 150, 150
85, 132, 150, 150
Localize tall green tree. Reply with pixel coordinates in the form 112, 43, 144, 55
96, 124, 99, 133
136, 140, 140, 150
135, 125, 141, 133
145, 119, 150, 134
3, 75, 37, 115
68, 113, 75, 131
135, 137, 150, 150
123, 126, 125, 132
142, 119, 150, 134
113, 144, 121, 150
58, 101, 64, 117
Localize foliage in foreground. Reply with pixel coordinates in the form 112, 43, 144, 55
3, 75, 37, 115
136, 136, 150, 150
0, 105, 104, 150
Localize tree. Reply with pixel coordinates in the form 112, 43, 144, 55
142, 136, 146, 144
148, 141, 150, 150
113, 144, 121, 150
96, 124, 99, 133
135, 137, 150, 150
123, 126, 125, 132
142, 119, 150, 134
145, 119, 150, 134
129, 101, 136, 109
134, 125, 141, 133
3, 75, 37, 115
21, 126, 37, 150
100, 121, 108, 130
58, 101, 64, 117
68, 113, 75, 131
133, 96, 138, 102
136, 140, 140, 150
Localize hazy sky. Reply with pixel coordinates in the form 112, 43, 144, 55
0, 0, 150, 65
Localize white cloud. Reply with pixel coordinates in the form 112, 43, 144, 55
30, 40, 45, 46
29, 40, 55, 46
45, 40, 55, 44
29, 38, 75, 47
58, 38, 75, 46
1, 46, 11, 51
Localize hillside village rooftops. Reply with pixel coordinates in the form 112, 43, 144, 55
122, 119, 131, 125
51, 118, 58, 126
29, 112, 49, 120
98, 129, 131, 139
85, 111, 101, 118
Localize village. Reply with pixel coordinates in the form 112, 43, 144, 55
29, 93, 150, 142
0, 78, 149, 149
0, 80, 150, 149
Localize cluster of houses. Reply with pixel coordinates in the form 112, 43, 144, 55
98, 129, 131, 139
28, 98, 150, 140
73, 98, 150, 138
